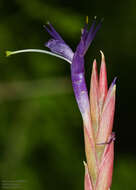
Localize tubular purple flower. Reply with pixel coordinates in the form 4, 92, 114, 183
44, 20, 101, 121
71, 20, 101, 117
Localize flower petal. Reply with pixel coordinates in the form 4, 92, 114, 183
71, 70, 90, 115
83, 19, 102, 55
45, 23, 74, 62
73, 19, 101, 57
44, 23, 64, 42
45, 39, 74, 62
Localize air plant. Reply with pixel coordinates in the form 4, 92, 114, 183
6, 17, 116, 190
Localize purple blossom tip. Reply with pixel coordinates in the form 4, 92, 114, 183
111, 132, 116, 142
84, 19, 101, 54
44, 23, 64, 42
106, 132, 116, 145
76, 18, 102, 57
70, 19, 102, 116
112, 77, 117, 87
45, 23, 74, 62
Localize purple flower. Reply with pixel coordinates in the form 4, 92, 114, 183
6, 18, 102, 136
45, 19, 101, 118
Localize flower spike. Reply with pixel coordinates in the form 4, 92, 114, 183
6, 19, 116, 190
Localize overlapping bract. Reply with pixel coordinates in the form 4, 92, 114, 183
84, 53, 116, 190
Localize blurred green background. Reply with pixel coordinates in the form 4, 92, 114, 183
0, 0, 136, 189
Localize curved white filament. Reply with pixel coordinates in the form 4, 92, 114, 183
7, 49, 72, 64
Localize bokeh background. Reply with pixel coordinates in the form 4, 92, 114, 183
0, 0, 136, 189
